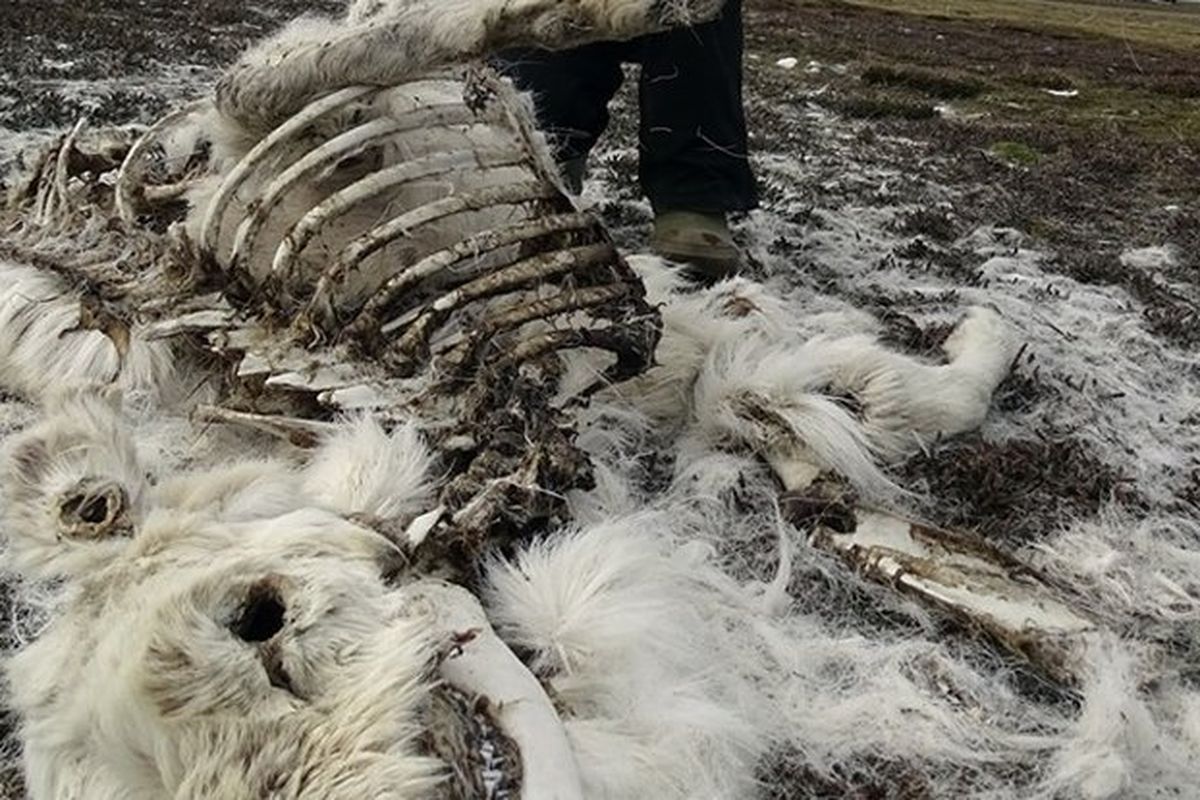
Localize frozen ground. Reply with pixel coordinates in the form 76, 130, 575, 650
0, 0, 1198, 797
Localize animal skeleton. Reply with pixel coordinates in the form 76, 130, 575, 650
0, 0, 1080, 797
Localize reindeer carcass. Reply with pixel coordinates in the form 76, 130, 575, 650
0, 0, 1092, 797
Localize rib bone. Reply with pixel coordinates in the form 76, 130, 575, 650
306, 189, 574, 334
198, 85, 378, 257
227, 105, 490, 273
383, 242, 614, 373
437, 283, 631, 376
270, 148, 529, 283
193, 405, 337, 448
35, 119, 86, 227
114, 100, 211, 224
344, 212, 596, 334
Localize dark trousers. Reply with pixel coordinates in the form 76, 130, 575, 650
497, 0, 757, 214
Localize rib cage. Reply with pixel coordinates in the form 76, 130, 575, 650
5, 66, 660, 571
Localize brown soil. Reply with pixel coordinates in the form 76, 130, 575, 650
745, 0, 1200, 309
0, 0, 342, 131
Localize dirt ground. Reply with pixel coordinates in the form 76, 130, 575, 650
579, 0, 1197, 551
744, 0, 1200, 344
745, 0, 1199, 543
0, 0, 1198, 797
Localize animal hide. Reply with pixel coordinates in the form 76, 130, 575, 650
0, 0, 1032, 796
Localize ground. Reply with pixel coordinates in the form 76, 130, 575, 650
1, 0, 1198, 797
588, 0, 1198, 546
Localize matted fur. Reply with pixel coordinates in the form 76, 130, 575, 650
217, 0, 726, 132
1, 386, 148, 579
0, 262, 174, 403
611, 257, 1019, 496
0, 394, 801, 800
484, 516, 771, 798
9, 507, 443, 800
4, 396, 445, 799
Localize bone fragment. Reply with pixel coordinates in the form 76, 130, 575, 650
438, 283, 630, 374
227, 106, 485, 271
302, 182, 558, 339
115, 100, 211, 224
397, 579, 585, 800
384, 243, 614, 370
332, 212, 594, 334
193, 405, 336, 448
801, 505, 1098, 684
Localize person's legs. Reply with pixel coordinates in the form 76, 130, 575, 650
635, 0, 757, 215
494, 43, 627, 190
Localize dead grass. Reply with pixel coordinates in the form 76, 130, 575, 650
975, 83, 1200, 143
841, 0, 1200, 52
861, 64, 985, 100
747, 0, 1200, 288
819, 93, 939, 121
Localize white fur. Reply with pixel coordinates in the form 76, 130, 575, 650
613, 257, 1019, 496
216, 0, 726, 132
1046, 636, 1199, 799
1, 386, 148, 579
0, 2, 1141, 796
2, 392, 792, 800
3, 395, 446, 798
0, 262, 174, 403
2, 394, 441, 583
9, 507, 442, 800
301, 415, 437, 520
484, 514, 772, 798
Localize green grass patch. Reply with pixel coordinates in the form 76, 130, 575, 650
990, 140, 1042, 166
1011, 70, 1078, 92
861, 64, 986, 100
976, 84, 1200, 143
842, 0, 1200, 52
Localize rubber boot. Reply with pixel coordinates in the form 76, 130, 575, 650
649, 210, 741, 282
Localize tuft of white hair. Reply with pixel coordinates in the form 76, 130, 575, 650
483, 513, 772, 799
0, 386, 148, 579
692, 306, 1019, 497
1047, 636, 1200, 799
302, 416, 438, 520
0, 261, 175, 404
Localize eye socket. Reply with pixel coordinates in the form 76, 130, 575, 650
58, 480, 130, 539
230, 581, 286, 643
77, 495, 111, 524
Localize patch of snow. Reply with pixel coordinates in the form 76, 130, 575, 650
40, 59, 77, 73
1119, 245, 1177, 271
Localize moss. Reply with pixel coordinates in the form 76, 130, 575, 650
976, 83, 1200, 143
989, 140, 1042, 166
1011, 70, 1078, 92
843, 0, 1200, 52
